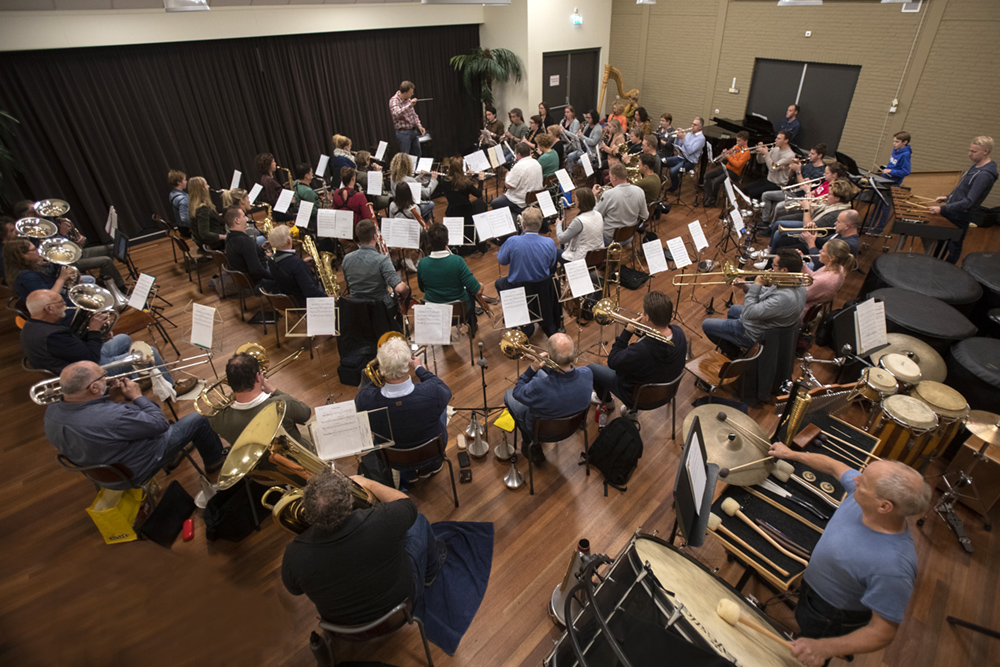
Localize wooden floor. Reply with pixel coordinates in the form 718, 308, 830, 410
2, 176, 998, 667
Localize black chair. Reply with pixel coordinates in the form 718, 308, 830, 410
167, 235, 203, 293
380, 433, 458, 508
225, 266, 274, 333
625, 373, 684, 439
258, 288, 299, 348
317, 597, 434, 667
204, 247, 230, 298
512, 406, 591, 495
741, 324, 799, 405
151, 214, 179, 264
56, 443, 205, 492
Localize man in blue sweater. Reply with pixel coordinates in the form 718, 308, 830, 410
929, 135, 998, 263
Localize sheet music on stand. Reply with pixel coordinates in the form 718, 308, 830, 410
472, 208, 516, 241
382, 218, 421, 249
643, 239, 670, 275
666, 237, 692, 269
414, 303, 453, 345
442, 217, 473, 246
316, 154, 330, 179
248, 183, 263, 205
374, 141, 388, 161
494, 287, 542, 330
535, 189, 558, 218
854, 298, 888, 356
464, 150, 491, 173
317, 209, 354, 239
307, 297, 339, 336
688, 220, 709, 251
312, 404, 391, 461
554, 169, 574, 194
127, 272, 156, 311
183, 301, 225, 353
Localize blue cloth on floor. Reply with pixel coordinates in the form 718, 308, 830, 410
415, 521, 494, 656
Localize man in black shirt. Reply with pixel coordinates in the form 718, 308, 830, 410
268, 225, 326, 306
224, 206, 274, 289
281, 472, 447, 625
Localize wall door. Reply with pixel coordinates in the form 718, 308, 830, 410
542, 48, 600, 116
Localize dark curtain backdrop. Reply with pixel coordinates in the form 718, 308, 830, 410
0, 24, 480, 240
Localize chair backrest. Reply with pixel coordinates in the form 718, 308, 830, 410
259, 288, 298, 313
719, 342, 764, 381
444, 298, 469, 324
227, 268, 255, 291
152, 213, 177, 235
586, 247, 608, 270
533, 406, 589, 444
206, 247, 229, 271
169, 234, 193, 257
381, 433, 446, 470
612, 225, 637, 244
319, 600, 411, 641
56, 453, 137, 489
632, 374, 684, 411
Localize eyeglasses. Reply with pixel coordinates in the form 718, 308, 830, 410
89, 373, 107, 387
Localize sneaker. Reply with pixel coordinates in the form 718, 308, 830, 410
753, 260, 768, 270
591, 391, 603, 405
173, 378, 199, 397
417, 462, 443, 479
205, 447, 231, 475
620, 404, 638, 421
403, 258, 418, 273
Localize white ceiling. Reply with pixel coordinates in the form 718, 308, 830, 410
0, 0, 409, 10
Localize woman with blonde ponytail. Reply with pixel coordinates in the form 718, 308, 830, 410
802, 238, 852, 318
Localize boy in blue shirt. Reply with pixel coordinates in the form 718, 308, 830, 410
872, 131, 912, 232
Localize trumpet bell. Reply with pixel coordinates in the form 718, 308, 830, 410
39, 237, 82, 264
15, 217, 58, 239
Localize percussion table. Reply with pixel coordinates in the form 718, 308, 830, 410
860, 253, 982, 316
869, 287, 978, 355
888, 186, 962, 258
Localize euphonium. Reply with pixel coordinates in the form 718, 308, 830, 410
302, 234, 340, 297
592, 299, 675, 345
499, 329, 565, 373
194, 343, 305, 417
670, 261, 814, 288
363, 331, 426, 387
68, 283, 118, 337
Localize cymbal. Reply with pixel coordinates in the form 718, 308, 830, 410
966, 410, 1000, 446
682, 404, 772, 486
870, 333, 946, 383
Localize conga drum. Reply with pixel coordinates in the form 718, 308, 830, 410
947, 338, 1000, 414
910, 381, 969, 465
878, 353, 922, 393
862, 253, 982, 316
869, 288, 978, 355
853, 367, 899, 428
870, 394, 939, 467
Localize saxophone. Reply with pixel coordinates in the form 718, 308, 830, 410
302, 234, 341, 297
260, 203, 274, 237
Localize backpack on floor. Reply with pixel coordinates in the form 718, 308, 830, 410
581, 417, 643, 495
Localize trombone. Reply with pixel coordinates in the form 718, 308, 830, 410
592, 299, 675, 345
781, 175, 825, 190
195, 342, 306, 417
670, 261, 814, 288
499, 330, 566, 372
363, 331, 427, 387
778, 225, 831, 237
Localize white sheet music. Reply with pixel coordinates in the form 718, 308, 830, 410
723, 177, 737, 206
104, 206, 118, 236
688, 220, 709, 251
582, 155, 594, 177
414, 303, 453, 345
733, 183, 751, 205
492, 144, 506, 166
666, 237, 692, 268
127, 273, 155, 310
317, 209, 354, 239
375, 141, 388, 161
367, 172, 382, 196
408, 155, 419, 174
729, 207, 745, 234
536, 189, 558, 218
555, 168, 574, 193
472, 208, 516, 241
307, 297, 337, 336
685, 431, 707, 517
564, 259, 596, 298
314, 402, 373, 460
248, 183, 263, 205
316, 154, 329, 178
190, 303, 215, 349
382, 218, 420, 249
274, 189, 294, 214
407, 181, 422, 204
443, 217, 466, 245
295, 201, 314, 228
854, 298, 888, 356
417, 157, 433, 174
464, 150, 491, 173
230, 170, 241, 190
500, 286, 531, 329
643, 240, 670, 275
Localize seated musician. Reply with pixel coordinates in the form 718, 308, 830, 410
388, 182, 430, 273
342, 220, 409, 322
702, 131, 751, 208
44, 361, 225, 479
768, 179, 857, 251
330, 134, 356, 175
504, 333, 592, 463
801, 238, 853, 320
417, 223, 485, 336
208, 352, 312, 446
168, 169, 191, 236
929, 135, 997, 264
556, 188, 605, 264
597, 119, 626, 175
490, 142, 542, 219
495, 208, 558, 317
221, 188, 265, 246
281, 471, 448, 625
522, 115, 544, 153
255, 152, 293, 221
441, 157, 487, 254
4, 238, 93, 314
741, 131, 796, 200
566, 110, 603, 177
535, 133, 558, 179
188, 176, 227, 250
483, 105, 505, 146
635, 154, 662, 206
586, 291, 686, 419
560, 105, 581, 136
355, 150, 391, 212
624, 125, 644, 158
224, 206, 275, 289
664, 117, 706, 193
503, 108, 529, 143
639, 133, 663, 178
701, 248, 807, 355
388, 154, 437, 222
797, 209, 862, 270
763, 143, 829, 223
21, 289, 196, 395
654, 113, 676, 165
292, 162, 320, 227
767, 443, 930, 667
355, 336, 451, 483
548, 124, 566, 170
594, 163, 649, 245
631, 107, 652, 137
268, 226, 326, 306
331, 167, 376, 231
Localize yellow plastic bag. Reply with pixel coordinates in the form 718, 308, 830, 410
86, 487, 145, 545
493, 409, 516, 433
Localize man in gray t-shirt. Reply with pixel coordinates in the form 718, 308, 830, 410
768, 443, 931, 667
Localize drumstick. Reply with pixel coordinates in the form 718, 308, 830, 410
719, 456, 773, 478
716, 412, 772, 453
708, 513, 790, 577
716, 599, 793, 649
819, 430, 881, 461
721, 498, 810, 567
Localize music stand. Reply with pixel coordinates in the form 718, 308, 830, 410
113, 228, 140, 281
668, 416, 719, 547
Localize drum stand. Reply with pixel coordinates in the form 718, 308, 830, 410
918, 439, 993, 553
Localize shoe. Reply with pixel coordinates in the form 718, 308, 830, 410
591, 391, 603, 405
703, 198, 716, 208
173, 378, 198, 397
205, 447, 231, 475
620, 404, 638, 421
417, 462, 443, 479
481, 294, 500, 305
694, 378, 712, 393
162, 448, 189, 473
528, 444, 546, 465
403, 258, 418, 273
475, 306, 484, 316
425, 540, 449, 586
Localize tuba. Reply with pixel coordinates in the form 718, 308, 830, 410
194, 342, 305, 417
363, 331, 426, 388
68, 283, 118, 337
302, 234, 341, 297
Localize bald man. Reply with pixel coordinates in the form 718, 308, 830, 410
503, 333, 592, 463
44, 361, 225, 483
768, 443, 932, 667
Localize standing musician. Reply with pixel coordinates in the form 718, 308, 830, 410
503, 108, 529, 143
702, 131, 751, 208
763, 143, 829, 223
556, 187, 605, 264
490, 142, 542, 219
167, 169, 191, 236
208, 352, 312, 446
594, 163, 648, 245
587, 291, 685, 419
342, 220, 409, 321
389, 80, 425, 158
767, 443, 930, 667
504, 333, 592, 463
44, 361, 225, 480
268, 226, 326, 306
561, 105, 581, 136
417, 224, 486, 336
224, 206, 274, 290
331, 167, 376, 232
742, 130, 796, 200
929, 135, 997, 264
779, 104, 801, 142
538, 102, 555, 131
665, 117, 706, 194
281, 472, 448, 625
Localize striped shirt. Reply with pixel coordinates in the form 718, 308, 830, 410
389, 92, 421, 131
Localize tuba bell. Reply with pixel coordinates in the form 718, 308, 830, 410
363, 331, 426, 388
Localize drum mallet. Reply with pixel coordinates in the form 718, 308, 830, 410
719, 456, 773, 478
819, 430, 881, 462
715, 412, 771, 453
720, 498, 810, 567
716, 599, 792, 649
707, 513, 789, 577
772, 461, 841, 509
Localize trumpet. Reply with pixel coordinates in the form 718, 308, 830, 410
195, 342, 306, 417
753, 142, 777, 152
30, 343, 213, 405
778, 225, 831, 237
363, 332, 427, 387
592, 298, 675, 346
711, 145, 750, 164
781, 175, 825, 190
670, 261, 814, 288
665, 126, 693, 138
499, 329, 566, 372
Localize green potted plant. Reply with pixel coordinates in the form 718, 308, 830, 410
450, 47, 524, 105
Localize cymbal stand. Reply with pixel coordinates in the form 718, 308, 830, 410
917, 438, 994, 553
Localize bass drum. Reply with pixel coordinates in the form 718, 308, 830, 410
544, 533, 800, 667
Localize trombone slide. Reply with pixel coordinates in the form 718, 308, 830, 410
781, 175, 825, 190
777, 226, 830, 237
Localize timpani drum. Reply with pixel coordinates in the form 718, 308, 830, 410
871, 394, 939, 468
911, 381, 970, 464
854, 367, 899, 429
879, 353, 922, 392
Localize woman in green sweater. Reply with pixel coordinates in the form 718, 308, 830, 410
536, 133, 558, 178
417, 223, 486, 336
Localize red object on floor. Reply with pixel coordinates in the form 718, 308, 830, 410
182, 518, 194, 542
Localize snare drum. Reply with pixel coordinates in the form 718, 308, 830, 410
911, 381, 970, 464
871, 394, 939, 466
879, 353, 922, 392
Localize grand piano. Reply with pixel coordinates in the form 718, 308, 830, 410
701, 115, 778, 183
